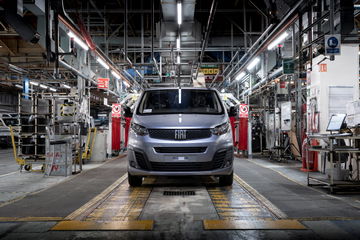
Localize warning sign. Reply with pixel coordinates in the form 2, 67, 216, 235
112, 103, 121, 118
319, 63, 327, 72
98, 78, 109, 89
239, 104, 249, 118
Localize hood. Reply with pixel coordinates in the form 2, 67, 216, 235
133, 113, 228, 129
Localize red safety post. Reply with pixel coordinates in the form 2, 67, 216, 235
238, 104, 249, 152
229, 116, 237, 147
111, 117, 121, 151
301, 138, 318, 172
111, 103, 121, 152
124, 117, 131, 148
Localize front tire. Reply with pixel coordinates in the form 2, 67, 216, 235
219, 171, 233, 186
128, 173, 143, 187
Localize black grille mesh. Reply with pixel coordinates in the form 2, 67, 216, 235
134, 148, 233, 172
154, 147, 207, 153
148, 129, 211, 140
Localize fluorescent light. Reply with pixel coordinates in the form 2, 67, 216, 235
177, 2, 182, 25
39, 84, 48, 89
15, 84, 23, 89
62, 84, 71, 89
178, 88, 182, 104
96, 57, 109, 69
176, 37, 180, 50
111, 70, 121, 79
246, 57, 260, 71
267, 32, 289, 50
177, 55, 180, 64
49, 87, 57, 92
123, 81, 130, 87
235, 71, 246, 81
67, 31, 89, 51
221, 89, 225, 93
135, 69, 143, 78
30, 81, 39, 86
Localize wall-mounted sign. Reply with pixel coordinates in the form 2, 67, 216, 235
325, 34, 341, 55
239, 104, 249, 118
282, 59, 294, 74
112, 103, 121, 118
97, 78, 109, 89
200, 65, 221, 83
319, 63, 327, 72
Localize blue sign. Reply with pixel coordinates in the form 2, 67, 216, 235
325, 34, 341, 55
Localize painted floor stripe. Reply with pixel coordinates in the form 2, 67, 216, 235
0, 171, 18, 178
0, 217, 63, 222
51, 220, 154, 231
203, 219, 307, 230
65, 173, 128, 220
233, 173, 287, 219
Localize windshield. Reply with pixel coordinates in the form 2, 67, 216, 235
137, 89, 224, 115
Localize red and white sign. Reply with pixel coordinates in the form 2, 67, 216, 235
97, 78, 109, 89
319, 63, 327, 72
112, 103, 121, 118
239, 104, 249, 118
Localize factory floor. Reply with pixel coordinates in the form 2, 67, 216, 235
0, 149, 360, 239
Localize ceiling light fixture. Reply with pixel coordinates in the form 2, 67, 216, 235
96, 57, 109, 69
29, 81, 39, 86
39, 84, 48, 89
176, 37, 180, 50
62, 84, 71, 89
177, 55, 180, 64
235, 71, 246, 81
123, 81, 130, 87
67, 31, 89, 51
15, 84, 23, 89
267, 32, 289, 50
246, 57, 260, 71
177, 2, 182, 25
111, 70, 121, 79
49, 87, 57, 92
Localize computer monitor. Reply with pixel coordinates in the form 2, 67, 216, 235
326, 114, 347, 132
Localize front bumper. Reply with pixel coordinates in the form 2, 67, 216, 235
128, 165, 233, 176
127, 130, 234, 176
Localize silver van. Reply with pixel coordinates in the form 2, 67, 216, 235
127, 87, 234, 186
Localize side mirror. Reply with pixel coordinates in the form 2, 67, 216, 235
228, 106, 237, 117
123, 106, 133, 118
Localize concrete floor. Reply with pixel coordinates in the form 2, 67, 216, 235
0, 149, 360, 239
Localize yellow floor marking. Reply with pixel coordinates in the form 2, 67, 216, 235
65, 173, 128, 220
203, 219, 307, 230
51, 220, 154, 231
233, 174, 287, 219
0, 217, 63, 222
289, 216, 360, 221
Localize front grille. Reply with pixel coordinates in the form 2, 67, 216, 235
148, 129, 211, 140
134, 148, 233, 172
154, 147, 207, 153
150, 161, 214, 171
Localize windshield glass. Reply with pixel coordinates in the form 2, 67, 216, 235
137, 89, 224, 115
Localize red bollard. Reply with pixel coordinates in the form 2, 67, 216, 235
124, 117, 132, 148
229, 116, 237, 146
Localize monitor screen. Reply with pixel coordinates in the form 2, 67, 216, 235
326, 114, 346, 131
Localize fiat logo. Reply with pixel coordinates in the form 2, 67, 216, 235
175, 130, 187, 140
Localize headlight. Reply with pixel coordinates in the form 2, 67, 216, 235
211, 122, 230, 135
131, 123, 148, 136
